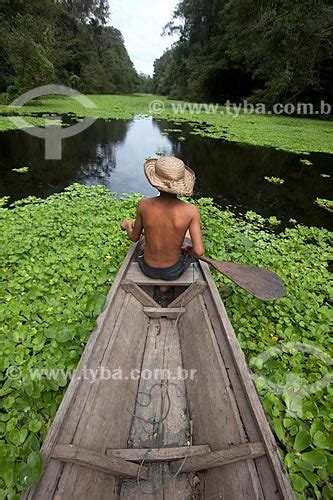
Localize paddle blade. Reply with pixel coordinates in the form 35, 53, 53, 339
210, 260, 287, 301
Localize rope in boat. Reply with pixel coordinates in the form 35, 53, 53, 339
127, 262, 200, 495
136, 440, 192, 495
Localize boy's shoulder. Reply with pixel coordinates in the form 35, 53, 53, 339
138, 196, 154, 207
137, 196, 157, 212
180, 200, 199, 214
138, 197, 199, 215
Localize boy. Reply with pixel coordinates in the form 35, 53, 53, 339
121, 156, 204, 286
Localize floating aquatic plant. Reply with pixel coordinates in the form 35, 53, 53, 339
315, 198, 333, 213
264, 176, 285, 185
164, 128, 182, 133
12, 166, 29, 174
155, 149, 166, 156
0, 185, 332, 498
300, 159, 313, 166
0, 94, 332, 154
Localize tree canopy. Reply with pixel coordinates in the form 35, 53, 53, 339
154, 0, 333, 106
0, 0, 139, 98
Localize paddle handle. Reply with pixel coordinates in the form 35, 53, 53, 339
195, 254, 217, 266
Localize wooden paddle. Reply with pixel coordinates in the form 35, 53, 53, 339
196, 254, 286, 301
129, 232, 286, 300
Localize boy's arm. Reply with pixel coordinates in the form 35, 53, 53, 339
188, 206, 204, 257
121, 202, 143, 242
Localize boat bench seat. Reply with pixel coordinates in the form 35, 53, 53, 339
125, 262, 203, 286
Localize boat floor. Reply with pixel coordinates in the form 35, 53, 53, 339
23, 245, 294, 500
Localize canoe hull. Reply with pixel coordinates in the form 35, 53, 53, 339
22, 243, 295, 499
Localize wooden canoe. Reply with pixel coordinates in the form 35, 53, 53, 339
23, 242, 295, 499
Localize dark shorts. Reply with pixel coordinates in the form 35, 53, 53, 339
137, 237, 196, 281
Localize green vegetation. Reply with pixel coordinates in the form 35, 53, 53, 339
315, 198, 333, 213
0, 94, 332, 154
12, 167, 29, 174
1, 0, 332, 113
155, 148, 167, 156
300, 159, 314, 166
0, 1, 138, 100
264, 176, 285, 185
0, 114, 45, 134
155, 0, 332, 107
0, 185, 332, 498
0, 2, 331, 498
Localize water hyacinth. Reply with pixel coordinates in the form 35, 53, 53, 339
0, 94, 332, 154
0, 185, 332, 498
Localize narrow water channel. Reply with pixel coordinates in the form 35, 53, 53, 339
0, 116, 331, 229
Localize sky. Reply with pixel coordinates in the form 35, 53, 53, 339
108, 0, 180, 76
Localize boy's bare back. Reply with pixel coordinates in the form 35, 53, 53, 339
123, 193, 204, 268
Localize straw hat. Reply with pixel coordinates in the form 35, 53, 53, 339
144, 156, 195, 196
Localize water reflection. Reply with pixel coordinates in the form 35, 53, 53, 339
0, 116, 331, 229
78, 118, 172, 195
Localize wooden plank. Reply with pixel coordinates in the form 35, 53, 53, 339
23, 243, 138, 500
170, 442, 265, 473
52, 444, 149, 480
128, 319, 165, 448
177, 294, 263, 499
168, 281, 207, 308
120, 318, 193, 498
199, 261, 295, 500
106, 445, 210, 462
121, 279, 159, 307
159, 318, 189, 447
120, 464, 164, 499
50, 291, 131, 500
125, 262, 202, 286
199, 294, 265, 495
54, 295, 150, 499
143, 307, 185, 319
201, 286, 281, 500
119, 319, 168, 499
162, 465, 197, 500
158, 318, 195, 500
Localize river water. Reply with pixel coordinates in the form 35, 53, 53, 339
0, 116, 331, 229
